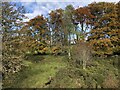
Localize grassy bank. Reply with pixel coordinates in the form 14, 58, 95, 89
3, 55, 119, 88
3, 55, 67, 88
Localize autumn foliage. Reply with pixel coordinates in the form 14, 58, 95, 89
27, 15, 49, 41
88, 2, 120, 56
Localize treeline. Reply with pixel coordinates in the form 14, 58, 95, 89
3, 2, 120, 56
2, 2, 120, 78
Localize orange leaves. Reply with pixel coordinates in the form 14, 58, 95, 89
27, 15, 48, 41
111, 36, 119, 42
88, 2, 119, 56
49, 9, 63, 23
90, 38, 114, 56
74, 6, 95, 37
94, 22, 99, 27
28, 15, 47, 27
75, 7, 91, 16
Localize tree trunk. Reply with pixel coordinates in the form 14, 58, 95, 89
83, 50, 86, 69
68, 31, 71, 59
68, 48, 71, 59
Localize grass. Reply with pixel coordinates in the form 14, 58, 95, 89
4, 55, 67, 88
3, 55, 119, 88
48, 56, 119, 88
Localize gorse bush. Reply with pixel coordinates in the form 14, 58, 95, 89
90, 39, 113, 57
51, 46, 62, 55
25, 40, 48, 55
49, 68, 79, 88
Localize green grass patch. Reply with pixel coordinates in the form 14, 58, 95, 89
3, 55, 67, 88
48, 56, 119, 88
3, 55, 119, 88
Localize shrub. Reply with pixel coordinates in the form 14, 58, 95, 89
25, 40, 48, 55
71, 40, 92, 69
102, 73, 119, 88
2, 55, 23, 78
2, 38, 24, 79
49, 68, 81, 88
51, 46, 62, 55
92, 73, 104, 85
90, 39, 114, 57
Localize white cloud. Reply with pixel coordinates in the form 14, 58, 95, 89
24, 6, 42, 22
23, 2, 63, 21
19, 0, 89, 2
5, 0, 119, 3
25, 0, 35, 1
22, 0, 119, 22
90, 0, 119, 3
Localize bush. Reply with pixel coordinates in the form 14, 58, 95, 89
2, 55, 23, 78
25, 40, 48, 55
2, 38, 24, 79
102, 73, 119, 88
71, 40, 92, 69
51, 46, 62, 55
49, 68, 79, 88
90, 39, 114, 57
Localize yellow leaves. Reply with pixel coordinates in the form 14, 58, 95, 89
51, 46, 61, 55
90, 38, 114, 56
42, 47, 48, 52
111, 36, 119, 42
100, 34, 104, 37
52, 46, 60, 51
27, 15, 48, 41
28, 15, 47, 28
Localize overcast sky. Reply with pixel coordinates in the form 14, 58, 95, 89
12, 0, 119, 21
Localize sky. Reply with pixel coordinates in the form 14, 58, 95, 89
10, 0, 119, 22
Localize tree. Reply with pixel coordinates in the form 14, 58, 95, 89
88, 2, 120, 56
2, 2, 26, 41
27, 15, 49, 42
21, 15, 50, 55
71, 40, 92, 69
74, 7, 95, 41
2, 2, 26, 78
62, 5, 75, 59
49, 9, 64, 46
